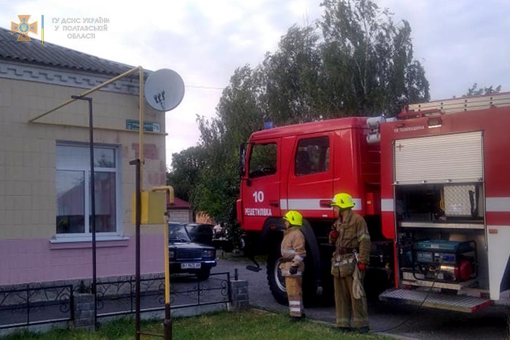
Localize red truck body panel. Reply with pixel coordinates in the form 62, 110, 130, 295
380, 105, 510, 239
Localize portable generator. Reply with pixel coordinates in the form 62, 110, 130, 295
413, 240, 477, 282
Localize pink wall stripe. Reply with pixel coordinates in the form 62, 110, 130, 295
0, 235, 165, 286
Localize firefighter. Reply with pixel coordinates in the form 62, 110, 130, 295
280, 210, 307, 321
329, 193, 371, 333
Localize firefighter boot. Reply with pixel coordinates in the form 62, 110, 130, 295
289, 315, 306, 322
336, 327, 352, 333
357, 326, 370, 334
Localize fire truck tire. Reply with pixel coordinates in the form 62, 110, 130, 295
301, 255, 319, 306
266, 244, 318, 306
266, 247, 288, 305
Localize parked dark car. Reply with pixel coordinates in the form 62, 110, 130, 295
185, 223, 214, 246
168, 222, 217, 280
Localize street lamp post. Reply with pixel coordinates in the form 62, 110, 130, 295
71, 95, 97, 328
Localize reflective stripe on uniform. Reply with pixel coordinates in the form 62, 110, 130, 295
282, 270, 303, 276
290, 307, 301, 312
282, 249, 296, 255
356, 229, 366, 238
289, 301, 301, 307
333, 258, 354, 267
358, 233, 370, 242
294, 255, 304, 262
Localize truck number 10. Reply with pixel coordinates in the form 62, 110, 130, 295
253, 191, 264, 203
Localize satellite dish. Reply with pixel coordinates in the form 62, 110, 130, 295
144, 68, 185, 112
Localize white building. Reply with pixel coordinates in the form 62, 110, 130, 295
0, 27, 168, 287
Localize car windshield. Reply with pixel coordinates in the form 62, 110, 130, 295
168, 223, 191, 242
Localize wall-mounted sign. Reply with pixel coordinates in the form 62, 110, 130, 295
126, 119, 161, 133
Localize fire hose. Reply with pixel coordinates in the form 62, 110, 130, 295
374, 271, 440, 333
352, 250, 364, 300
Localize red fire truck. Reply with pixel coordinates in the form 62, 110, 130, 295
237, 92, 510, 312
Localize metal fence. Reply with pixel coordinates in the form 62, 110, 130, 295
0, 272, 233, 329
96, 272, 232, 318
0, 284, 73, 329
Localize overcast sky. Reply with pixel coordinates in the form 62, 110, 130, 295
2, 0, 509, 168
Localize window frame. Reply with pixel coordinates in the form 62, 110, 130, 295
247, 142, 278, 179
294, 136, 330, 177
54, 142, 123, 242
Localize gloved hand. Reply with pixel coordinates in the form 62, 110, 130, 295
289, 265, 299, 275
330, 229, 339, 239
358, 262, 366, 271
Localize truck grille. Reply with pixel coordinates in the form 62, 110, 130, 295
176, 248, 202, 260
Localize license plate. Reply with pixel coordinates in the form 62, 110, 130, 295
181, 263, 201, 269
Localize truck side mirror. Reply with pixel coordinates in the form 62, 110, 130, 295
239, 143, 246, 177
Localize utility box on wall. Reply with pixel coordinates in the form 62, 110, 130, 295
131, 191, 166, 224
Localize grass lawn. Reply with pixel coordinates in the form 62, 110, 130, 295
1, 309, 390, 340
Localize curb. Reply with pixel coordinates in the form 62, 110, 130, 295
375, 332, 420, 340
250, 307, 421, 340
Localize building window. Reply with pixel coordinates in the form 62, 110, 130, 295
56, 144, 119, 236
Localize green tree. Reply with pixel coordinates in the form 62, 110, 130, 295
190, 66, 263, 224
463, 83, 502, 97
166, 146, 206, 203
319, 0, 429, 116
216, 65, 266, 148
262, 25, 323, 125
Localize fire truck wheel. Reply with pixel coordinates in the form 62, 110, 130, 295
301, 255, 319, 306
266, 248, 288, 305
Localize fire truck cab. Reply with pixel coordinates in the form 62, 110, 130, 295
237, 117, 391, 303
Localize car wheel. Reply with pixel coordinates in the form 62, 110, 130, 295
266, 246, 288, 305
196, 268, 210, 281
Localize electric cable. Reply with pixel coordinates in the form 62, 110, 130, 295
373, 270, 440, 333
186, 85, 224, 90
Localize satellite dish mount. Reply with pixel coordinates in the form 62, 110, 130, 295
144, 68, 185, 112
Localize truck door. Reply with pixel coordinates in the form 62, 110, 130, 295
286, 134, 334, 219
241, 140, 281, 230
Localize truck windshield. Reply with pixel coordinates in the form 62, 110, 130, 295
248, 143, 277, 178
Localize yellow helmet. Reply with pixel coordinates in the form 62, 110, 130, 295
283, 210, 303, 227
331, 193, 355, 209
